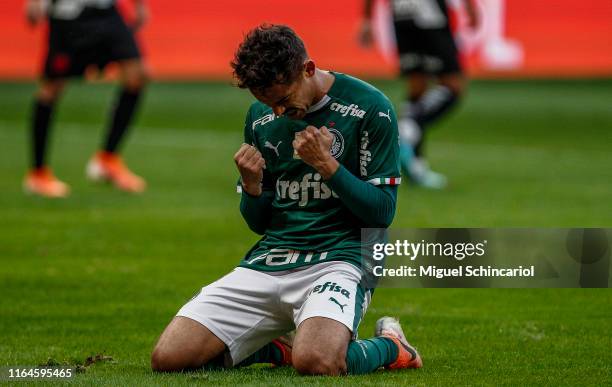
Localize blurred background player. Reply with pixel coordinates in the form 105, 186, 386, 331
24, 0, 149, 197
360, 0, 478, 189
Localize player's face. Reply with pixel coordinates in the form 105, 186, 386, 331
252, 72, 314, 120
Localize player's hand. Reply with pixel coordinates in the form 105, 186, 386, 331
25, 0, 46, 26
293, 126, 339, 180
234, 143, 266, 197
358, 20, 374, 48
132, 1, 149, 31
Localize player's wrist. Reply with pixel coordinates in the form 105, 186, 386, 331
315, 157, 340, 180
242, 182, 262, 197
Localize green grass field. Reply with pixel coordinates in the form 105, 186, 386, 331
0, 80, 611, 385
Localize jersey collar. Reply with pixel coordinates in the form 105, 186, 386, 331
306, 94, 331, 114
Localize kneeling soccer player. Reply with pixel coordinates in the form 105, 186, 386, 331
151, 24, 422, 376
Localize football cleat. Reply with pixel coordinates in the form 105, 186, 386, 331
270, 331, 294, 366
86, 151, 146, 193
23, 167, 70, 198
375, 316, 422, 370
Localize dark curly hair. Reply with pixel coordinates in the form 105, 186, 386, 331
231, 24, 308, 92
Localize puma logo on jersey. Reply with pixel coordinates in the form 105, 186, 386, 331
276, 173, 339, 207
264, 140, 282, 156
378, 109, 391, 122
312, 281, 351, 298
329, 297, 348, 313
330, 102, 366, 119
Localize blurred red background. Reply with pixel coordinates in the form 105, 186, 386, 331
1, 0, 611, 80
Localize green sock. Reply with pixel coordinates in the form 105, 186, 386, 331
236, 342, 283, 367
345, 337, 398, 375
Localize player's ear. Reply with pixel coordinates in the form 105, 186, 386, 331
303, 60, 316, 77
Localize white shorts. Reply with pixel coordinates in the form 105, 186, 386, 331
176, 261, 371, 366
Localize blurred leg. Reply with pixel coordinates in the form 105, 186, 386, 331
397, 74, 427, 176
103, 59, 147, 153
409, 72, 464, 158
399, 72, 462, 188
413, 72, 464, 127
32, 79, 65, 168
87, 59, 148, 193
407, 73, 428, 102
23, 79, 71, 197
438, 72, 466, 96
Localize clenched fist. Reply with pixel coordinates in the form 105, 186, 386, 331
293, 126, 339, 180
234, 143, 266, 196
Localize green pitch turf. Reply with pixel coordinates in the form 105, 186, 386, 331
0, 80, 610, 385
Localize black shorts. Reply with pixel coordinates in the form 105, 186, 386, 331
43, 7, 141, 79
393, 20, 461, 76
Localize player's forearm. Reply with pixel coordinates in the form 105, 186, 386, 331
240, 190, 274, 235
327, 165, 397, 228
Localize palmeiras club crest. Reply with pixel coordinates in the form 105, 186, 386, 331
328, 128, 344, 159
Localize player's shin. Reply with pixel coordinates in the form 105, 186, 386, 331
31, 98, 55, 168
104, 88, 142, 153
235, 341, 287, 367
345, 337, 398, 375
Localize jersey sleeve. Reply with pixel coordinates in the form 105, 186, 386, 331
236, 104, 275, 193
359, 100, 402, 186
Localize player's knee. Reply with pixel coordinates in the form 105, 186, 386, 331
150, 346, 175, 372
439, 74, 465, 96
293, 348, 346, 376
122, 65, 149, 92
37, 81, 64, 103
123, 76, 146, 93
150, 343, 199, 372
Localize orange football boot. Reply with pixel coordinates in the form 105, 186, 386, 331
375, 316, 423, 370
23, 167, 70, 198
86, 151, 146, 193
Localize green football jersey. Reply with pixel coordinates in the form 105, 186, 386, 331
238, 72, 400, 271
